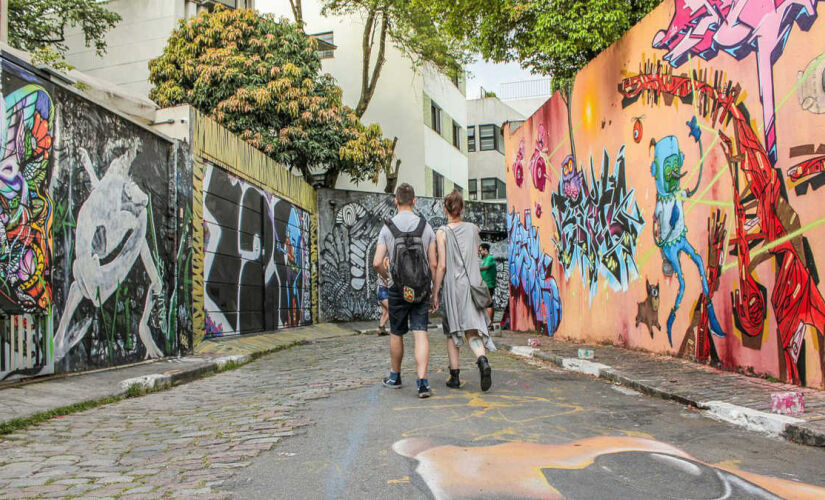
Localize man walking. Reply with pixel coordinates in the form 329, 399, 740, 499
373, 184, 437, 398
479, 243, 496, 327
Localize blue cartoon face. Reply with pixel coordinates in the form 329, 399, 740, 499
651, 136, 685, 196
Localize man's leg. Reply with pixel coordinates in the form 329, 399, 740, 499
412, 330, 429, 379
390, 333, 404, 374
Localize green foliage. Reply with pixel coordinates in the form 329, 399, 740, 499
423, 0, 661, 92
149, 8, 392, 187
324, 0, 471, 77
9, 0, 121, 58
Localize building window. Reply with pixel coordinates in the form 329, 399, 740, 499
452, 121, 461, 149
431, 102, 442, 134
479, 124, 499, 152
433, 171, 444, 198
315, 32, 335, 59
468, 179, 478, 200
467, 125, 476, 152
497, 178, 506, 199
481, 177, 498, 200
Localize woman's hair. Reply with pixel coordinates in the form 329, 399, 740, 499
444, 189, 464, 217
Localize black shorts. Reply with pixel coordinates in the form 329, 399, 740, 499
388, 286, 429, 335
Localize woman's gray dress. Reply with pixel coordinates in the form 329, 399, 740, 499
439, 222, 496, 351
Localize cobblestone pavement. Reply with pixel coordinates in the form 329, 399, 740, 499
3, 331, 825, 499
0, 336, 388, 499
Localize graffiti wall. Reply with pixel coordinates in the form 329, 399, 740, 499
0, 51, 193, 378
318, 189, 508, 322
202, 162, 312, 337
505, 0, 825, 387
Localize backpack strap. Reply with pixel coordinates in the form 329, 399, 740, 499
411, 217, 427, 237
384, 218, 402, 238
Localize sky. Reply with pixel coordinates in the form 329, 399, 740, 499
465, 58, 541, 99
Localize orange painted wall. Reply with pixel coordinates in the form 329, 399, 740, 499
505, 0, 825, 387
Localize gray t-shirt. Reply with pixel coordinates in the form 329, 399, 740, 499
377, 210, 436, 272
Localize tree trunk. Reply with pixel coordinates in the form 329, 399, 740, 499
383, 137, 399, 193
564, 86, 577, 164
324, 169, 340, 189
354, 8, 389, 118
289, 0, 304, 28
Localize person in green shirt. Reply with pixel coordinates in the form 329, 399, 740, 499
479, 243, 496, 326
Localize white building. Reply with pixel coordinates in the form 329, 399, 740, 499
466, 96, 524, 202
257, 0, 468, 196
63, 0, 256, 98
63, 0, 467, 197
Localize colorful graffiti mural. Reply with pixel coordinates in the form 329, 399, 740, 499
508, 209, 561, 336
505, 0, 825, 386
0, 74, 53, 313
202, 162, 311, 337
394, 436, 825, 499
550, 148, 644, 301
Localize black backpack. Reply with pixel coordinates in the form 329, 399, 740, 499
386, 217, 431, 303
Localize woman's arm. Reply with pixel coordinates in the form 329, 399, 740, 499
431, 229, 448, 311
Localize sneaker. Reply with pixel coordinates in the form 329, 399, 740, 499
382, 376, 402, 389
418, 383, 432, 398
477, 356, 492, 392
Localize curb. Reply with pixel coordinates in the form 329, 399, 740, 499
499, 341, 824, 448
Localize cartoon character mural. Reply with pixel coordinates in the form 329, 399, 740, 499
649, 119, 726, 345
652, 0, 822, 164
0, 84, 53, 313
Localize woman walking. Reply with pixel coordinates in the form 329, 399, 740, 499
432, 190, 495, 391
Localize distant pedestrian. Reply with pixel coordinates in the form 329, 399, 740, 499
479, 243, 497, 327
432, 190, 495, 392
373, 183, 437, 398
377, 269, 390, 336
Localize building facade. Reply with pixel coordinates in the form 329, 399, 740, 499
466, 96, 524, 202
258, 0, 468, 196
64, 0, 467, 197
63, 0, 255, 98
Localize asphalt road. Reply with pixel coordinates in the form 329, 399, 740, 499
225, 332, 825, 500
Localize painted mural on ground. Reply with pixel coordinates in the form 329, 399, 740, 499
394, 436, 825, 499
0, 52, 193, 377
202, 162, 311, 337
318, 190, 508, 322
504, 0, 825, 387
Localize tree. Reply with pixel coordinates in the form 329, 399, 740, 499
306, 0, 472, 118
423, 0, 660, 93
9, 0, 121, 66
148, 8, 392, 188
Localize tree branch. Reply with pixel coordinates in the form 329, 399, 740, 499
355, 9, 388, 118
288, 0, 304, 28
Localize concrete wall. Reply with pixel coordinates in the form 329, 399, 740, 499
318, 189, 507, 322
0, 51, 193, 379
505, 0, 825, 388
